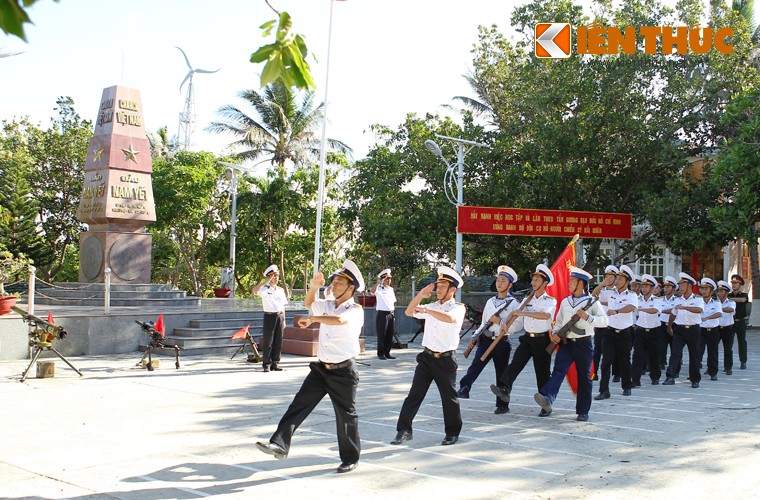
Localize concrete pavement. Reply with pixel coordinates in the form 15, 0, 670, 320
1, 332, 759, 499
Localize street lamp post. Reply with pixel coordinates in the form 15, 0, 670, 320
220, 161, 256, 299
424, 135, 487, 301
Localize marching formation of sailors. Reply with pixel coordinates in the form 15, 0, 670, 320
254, 258, 750, 473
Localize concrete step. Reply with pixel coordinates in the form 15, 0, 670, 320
34, 297, 202, 307
144, 345, 244, 357
167, 335, 260, 348
37, 289, 190, 299
172, 326, 263, 338
54, 282, 179, 292
187, 317, 265, 329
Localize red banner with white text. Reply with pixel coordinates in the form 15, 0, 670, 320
457, 206, 632, 239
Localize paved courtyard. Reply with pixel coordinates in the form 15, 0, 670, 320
1, 331, 759, 499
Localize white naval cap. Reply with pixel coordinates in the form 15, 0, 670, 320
532, 264, 555, 286
604, 265, 619, 276
641, 274, 657, 287
377, 268, 392, 279
333, 259, 365, 292
569, 265, 592, 282
496, 265, 517, 283
678, 272, 697, 286
717, 280, 731, 292
632, 274, 642, 284
618, 265, 635, 281
264, 264, 279, 277
436, 265, 463, 289
663, 276, 677, 287
699, 277, 717, 290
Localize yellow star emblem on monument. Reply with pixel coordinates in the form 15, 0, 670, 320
121, 144, 140, 164
93, 147, 104, 162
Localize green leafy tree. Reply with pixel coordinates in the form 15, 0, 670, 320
0, 155, 52, 267
207, 79, 349, 168
710, 86, 760, 298
250, 2, 315, 91
151, 151, 226, 296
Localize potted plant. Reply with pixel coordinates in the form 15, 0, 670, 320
0, 250, 29, 315
213, 265, 233, 298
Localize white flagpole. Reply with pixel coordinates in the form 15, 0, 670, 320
312, 0, 335, 276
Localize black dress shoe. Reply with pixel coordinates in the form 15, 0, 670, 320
490, 384, 510, 403
613, 375, 621, 383
263, 365, 270, 372
594, 391, 611, 400
456, 387, 470, 399
494, 406, 509, 414
710, 375, 718, 381
337, 462, 357, 473
390, 430, 413, 445
632, 382, 641, 388
384, 354, 396, 359
726, 369, 732, 375
377, 354, 387, 360
256, 441, 287, 459
741, 362, 747, 369
271, 364, 283, 371
441, 435, 458, 445
577, 414, 589, 422
622, 389, 631, 396
704, 370, 710, 375
662, 377, 675, 385
534, 392, 552, 415
651, 379, 660, 385
691, 382, 699, 388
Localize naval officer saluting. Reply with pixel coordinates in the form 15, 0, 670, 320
391, 266, 466, 446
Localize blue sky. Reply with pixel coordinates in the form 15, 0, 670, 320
1, 0, 757, 164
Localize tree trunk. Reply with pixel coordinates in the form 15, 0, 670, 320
750, 236, 759, 300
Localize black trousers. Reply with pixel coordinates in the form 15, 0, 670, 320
659, 321, 671, 367
376, 310, 395, 356
719, 325, 735, 371
735, 319, 748, 364
666, 324, 701, 383
593, 327, 607, 378
498, 333, 552, 393
599, 327, 632, 392
270, 360, 360, 463
396, 351, 462, 437
632, 326, 662, 384
701, 327, 721, 377
459, 336, 511, 408
262, 312, 285, 366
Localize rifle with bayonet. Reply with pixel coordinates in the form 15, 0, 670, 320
545, 296, 598, 355
463, 297, 516, 358
479, 289, 537, 361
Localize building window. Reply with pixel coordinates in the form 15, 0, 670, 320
637, 246, 664, 280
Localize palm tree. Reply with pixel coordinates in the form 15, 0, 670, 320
207, 79, 350, 168
732, 0, 760, 67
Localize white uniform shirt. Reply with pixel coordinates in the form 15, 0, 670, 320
636, 294, 662, 329
597, 287, 616, 313
672, 293, 705, 326
607, 289, 639, 330
554, 295, 608, 338
658, 295, 676, 323
414, 298, 466, 352
513, 292, 556, 333
719, 298, 736, 327
475, 295, 520, 340
311, 298, 364, 363
700, 298, 721, 329
374, 285, 397, 312
256, 285, 288, 313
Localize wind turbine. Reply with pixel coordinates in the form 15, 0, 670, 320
176, 46, 219, 150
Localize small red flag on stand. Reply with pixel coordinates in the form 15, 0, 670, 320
154, 314, 165, 337
232, 324, 250, 340
47, 312, 55, 324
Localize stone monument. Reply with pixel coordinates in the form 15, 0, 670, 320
77, 86, 156, 283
